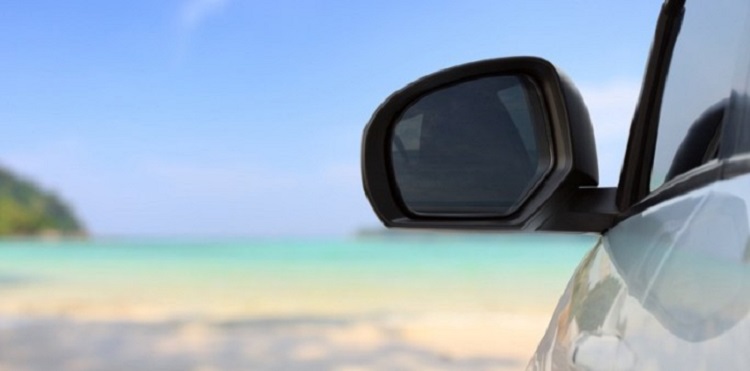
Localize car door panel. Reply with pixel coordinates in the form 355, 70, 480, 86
529, 174, 750, 370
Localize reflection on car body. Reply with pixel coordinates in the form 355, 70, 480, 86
533, 186, 750, 370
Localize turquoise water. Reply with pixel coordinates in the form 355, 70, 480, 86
0, 233, 597, 318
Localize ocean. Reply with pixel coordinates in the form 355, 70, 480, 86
0, 232, 596, 320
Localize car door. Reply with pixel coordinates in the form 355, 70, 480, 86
528, 0, 750, 369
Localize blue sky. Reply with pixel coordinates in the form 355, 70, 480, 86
0, 1, 661, 237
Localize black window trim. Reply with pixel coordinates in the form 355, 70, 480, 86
616, 0, 686, 211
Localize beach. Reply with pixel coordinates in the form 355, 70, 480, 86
0, 312, 551, 370
0, 234, 594, 370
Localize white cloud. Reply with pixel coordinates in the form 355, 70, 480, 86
579, 80, 641, 186
321, 162, 360, 186
136, 159, 376, 236
0, 138, 91, 195
143, 160, 301, 199
141, 159, 365, 198
179, 0, 229, 30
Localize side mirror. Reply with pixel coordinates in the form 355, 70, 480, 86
362, 57, 616, 232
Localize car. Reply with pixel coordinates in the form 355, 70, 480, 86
359, 0, 750, 369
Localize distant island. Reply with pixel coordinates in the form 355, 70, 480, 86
0, 166, 85, 237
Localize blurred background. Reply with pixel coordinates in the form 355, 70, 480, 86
0, 1, 659, 370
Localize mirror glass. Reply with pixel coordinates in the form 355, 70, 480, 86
390, 75, 550, 216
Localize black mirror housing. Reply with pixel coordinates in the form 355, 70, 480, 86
362, 57, 614, 232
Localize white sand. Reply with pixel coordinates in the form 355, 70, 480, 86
0, 281, 557, 370
0, 311, 550, 371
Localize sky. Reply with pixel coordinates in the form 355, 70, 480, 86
0, 1, 662, 237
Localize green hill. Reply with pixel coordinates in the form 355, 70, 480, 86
0, 166, 85, 237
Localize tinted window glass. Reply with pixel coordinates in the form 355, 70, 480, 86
650, 0, 750, 190
724, 10, 750, 155
389, 75, 549, 216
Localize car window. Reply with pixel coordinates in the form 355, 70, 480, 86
649, 0, 750, 190
724, 11, 750, 156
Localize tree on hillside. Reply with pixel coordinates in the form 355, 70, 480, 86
0, 167, 85, 236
